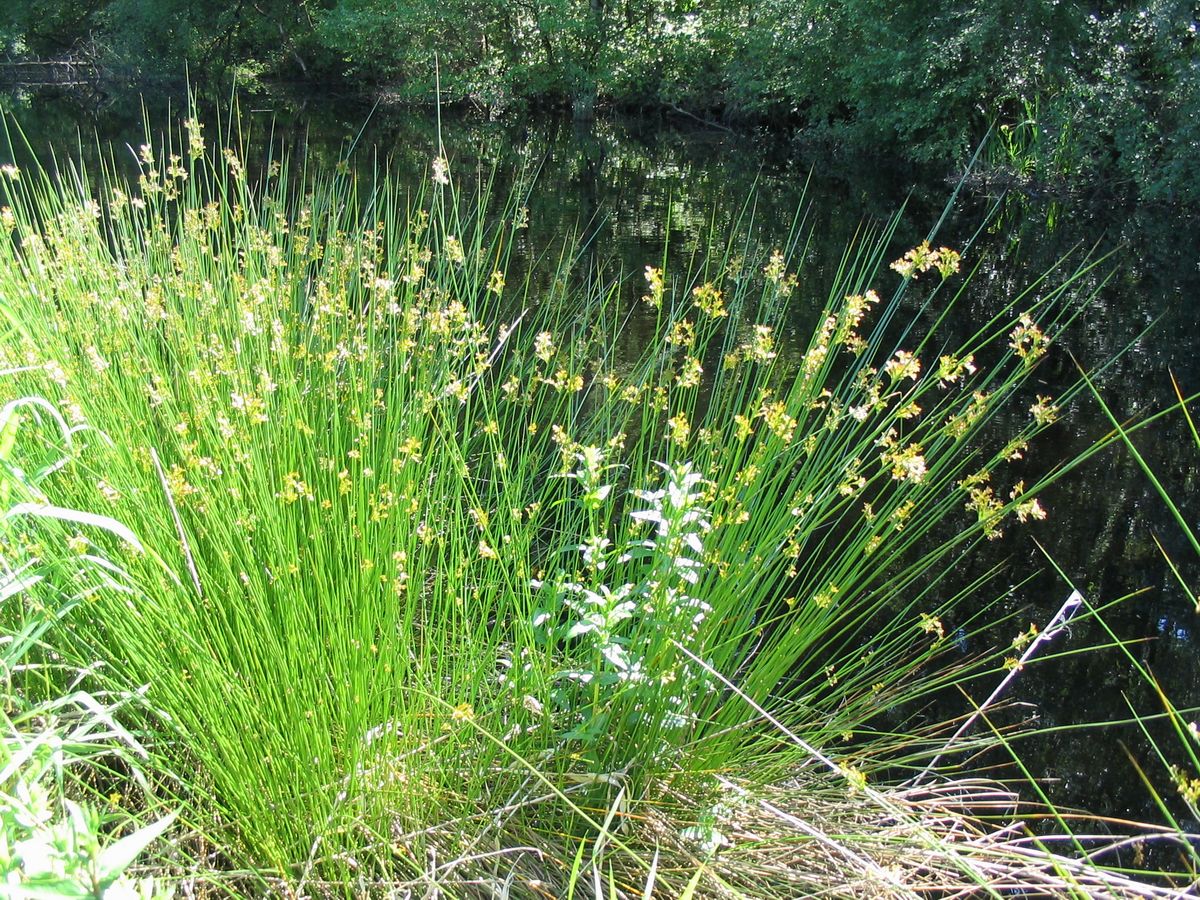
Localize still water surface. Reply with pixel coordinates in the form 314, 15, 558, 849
3, 82, 1199, 829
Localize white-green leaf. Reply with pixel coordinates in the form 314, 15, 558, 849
12, 878, 93, 899
5, 504, 143, 553
96, 811, 177, 887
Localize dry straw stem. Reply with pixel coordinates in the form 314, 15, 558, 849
151, 445, 204, 599
667, 777, 1192, 900
246, 776, 1195, 899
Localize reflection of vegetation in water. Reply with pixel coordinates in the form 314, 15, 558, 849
1037, 373, 1200, 870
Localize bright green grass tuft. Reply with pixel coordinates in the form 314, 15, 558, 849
0, 108, 1107, 890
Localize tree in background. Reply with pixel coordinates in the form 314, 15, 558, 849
0, 0, 325, 77
1053, 0, 1199, 200
726, 0, 1083, 158
99, 0, 324, 78
0, 0, 1195, 199
0, 0, 107, 58
311, 0, 713, 116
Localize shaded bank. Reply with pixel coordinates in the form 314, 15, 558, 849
2, 0, 1198, 202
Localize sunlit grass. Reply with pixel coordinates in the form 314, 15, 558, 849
0, 106, 1138, 894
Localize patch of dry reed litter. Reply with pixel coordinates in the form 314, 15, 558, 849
655, 775, 1197, 899
231, 773, 1196, 898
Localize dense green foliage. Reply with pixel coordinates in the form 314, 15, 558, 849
1, 1, 1196, 200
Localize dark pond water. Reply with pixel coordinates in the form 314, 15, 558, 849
3, 82, 1200, 837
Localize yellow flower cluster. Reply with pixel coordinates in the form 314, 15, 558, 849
1030, 395, 1060, 426
937, 354, 977, 385
889, 241, 961, 280
919, 613, 945, 640
1009, 313, 1050, 363
642, 265, 665, 307
882, 441, 927, 484
883, 350, 921, 383
692, 282, 727, 318
1172, 766, 1200, 806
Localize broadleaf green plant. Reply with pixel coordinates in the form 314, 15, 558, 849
0, 383, 175, 900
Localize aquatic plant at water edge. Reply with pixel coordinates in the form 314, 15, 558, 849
0, 110, 1127, 893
